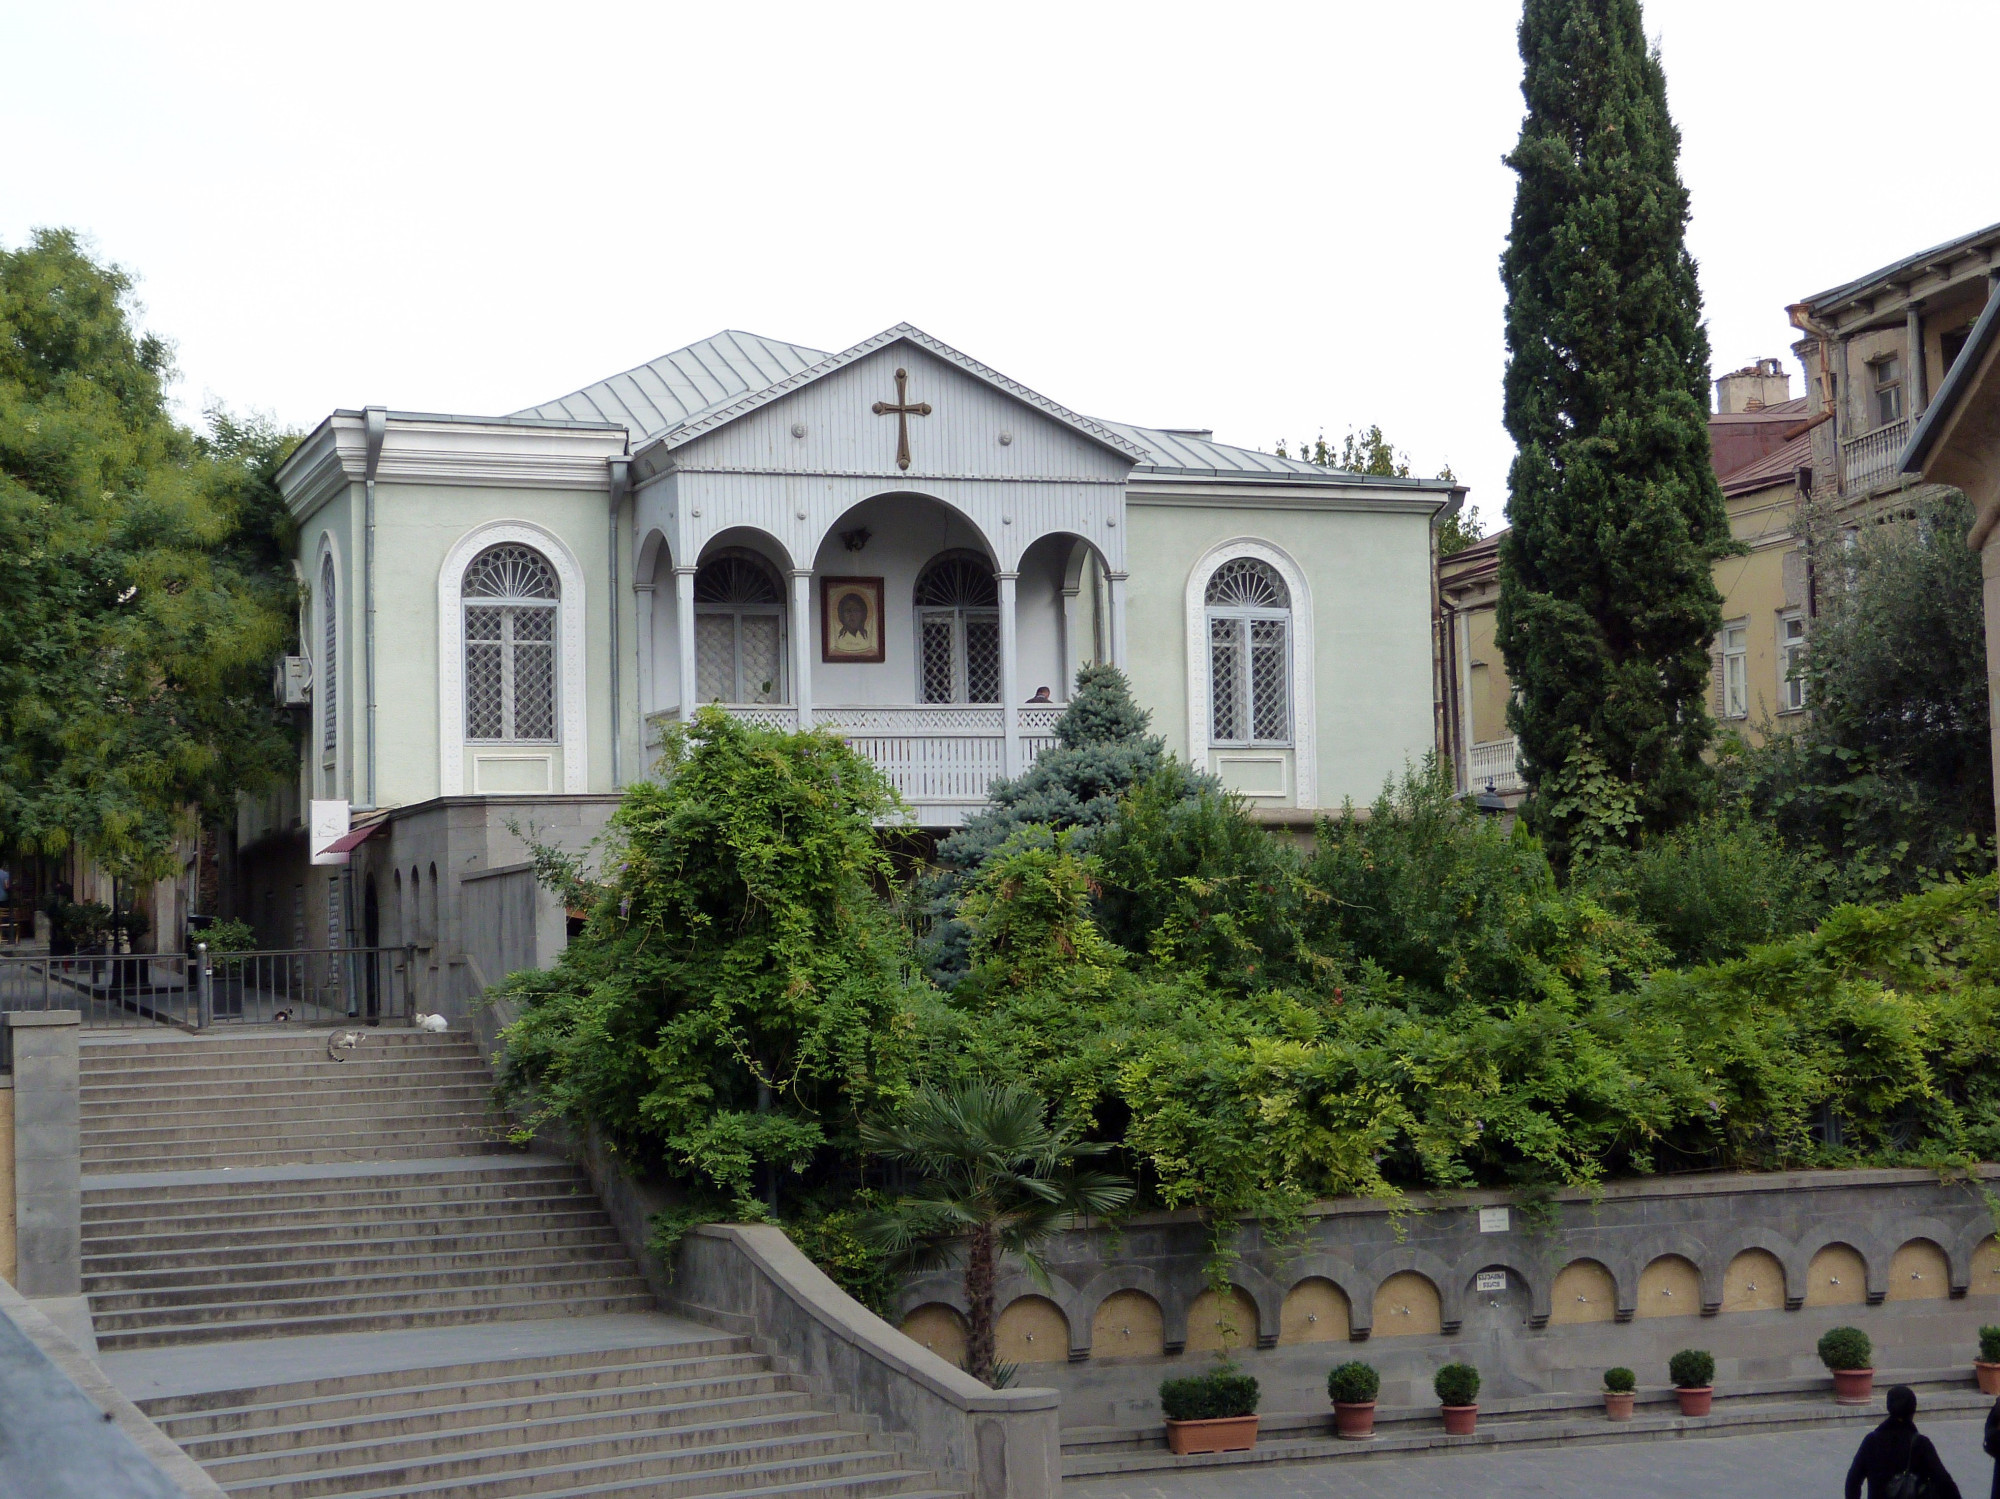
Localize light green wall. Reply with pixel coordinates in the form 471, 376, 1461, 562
300, 481, 635, 810
1124, 502, 1437, 809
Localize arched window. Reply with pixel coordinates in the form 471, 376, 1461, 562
463, 544, 559, 742
319, 552, 339, 767
694, 548, 785, 704
915, 551, 999, 704
1205, 557, 1291, 745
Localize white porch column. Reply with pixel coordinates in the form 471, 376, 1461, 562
998, 571, 1020, 776
1059, 585, 1078, 700
789, 569, 814, 729
674, 565, 697, 716
634, 582, 655, 720
1105, 571, 1129, 670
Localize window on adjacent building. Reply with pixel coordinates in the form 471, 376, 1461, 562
462, 544, 559, 742
1779, 612, 1807, 712
1721, 621, 1748, 719
1205, 557, 1292, 745
915, 551, 1000, 704
1872, 355, 1903, 426
693, 549, 785, 704
319, 553, 338, 768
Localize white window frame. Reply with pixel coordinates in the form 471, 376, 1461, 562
462, 547, 561, 745
1872, 355, 1903, 427
1779, 610, 1808, 713
913, 552, 1001, 706
693, 550, 788, 705
1204, 578, 1293, 749
1721, 620, 1749, 719
1184, 539, 1316, 807
438, 521, 587, 795
314, 533, 344, 796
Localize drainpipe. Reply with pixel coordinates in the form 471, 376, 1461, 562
362, 407, 386, 811
607, 456, 631, 789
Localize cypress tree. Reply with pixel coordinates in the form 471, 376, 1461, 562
1495, 0, 1738, 863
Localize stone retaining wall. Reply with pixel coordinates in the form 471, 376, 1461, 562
893, 1168, 2000, 1428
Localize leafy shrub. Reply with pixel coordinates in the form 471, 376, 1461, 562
1668, 1349, 1714, 1389
1327, 1361, 1380, 1405
1570, 814, 1822, 967
1603, 1366, 1636, 1393
783, 1204, 899, 1317
197, 918, 259, 953
1433, 1363, 1480, 1407
1816, 1326, 1871, 1372
1979, 1326, 2000, 1364
1160, 1367, 1260, 1421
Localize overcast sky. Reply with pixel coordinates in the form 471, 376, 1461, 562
5, 1, 1996, 528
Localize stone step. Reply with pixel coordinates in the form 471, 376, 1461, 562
86, 1241, 633, 1295
152, 1364, 790, 1437
217, 1442, 919, 1499
82, 1110, 502, 1147
94, 1289, 659, 1349
80, 1032, 479, 1057
87, 1228, 626, 1281
79, 1058, 490, 1088
83, 1138, 510, 1173
90, 1255, 641, 1313
136, 1341, 756, 1417
204, 1418, 868, 1486
85, 1206, 613, 1255
82, 1081, 495, 1113
84, 1168, 584, 1214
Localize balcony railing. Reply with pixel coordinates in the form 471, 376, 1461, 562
1840, 416, 1912, 496
648, 703, 1065, 822
1466, 736, 1523, 794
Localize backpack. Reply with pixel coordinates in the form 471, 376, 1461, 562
1883, 1432, 1928, 1499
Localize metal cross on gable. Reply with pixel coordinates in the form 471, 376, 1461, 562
871, 366, 931, 472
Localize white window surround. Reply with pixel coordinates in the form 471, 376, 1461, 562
439, 520, 587, 795
1185, 538, 1316, 807
314, 531, 344, 799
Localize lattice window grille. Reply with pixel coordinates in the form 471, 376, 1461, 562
1206, 558, 1291, 746
693, 550, 785, 704
914, 552, 1001, 705
462, 545, 559, 743
320, 555, 338, 763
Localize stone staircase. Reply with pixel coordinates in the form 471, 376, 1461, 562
82, 1029, 960, 1498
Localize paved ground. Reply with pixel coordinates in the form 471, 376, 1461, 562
1067, 1416, 1999, 1498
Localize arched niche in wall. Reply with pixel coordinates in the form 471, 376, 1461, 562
1548, 1259, 1617, 1326
1722, 1249, 1786, 1313
1805, 1244, 1868, 1307
1887, 1239, 1949, 1302
1972, 1237, 2000, 1298
995, 1295, 1068, 1364
1090, 1290, 1165, 1361
1371, 1271, 1442, 1338
900, 1303, 967, 1368
1635, 1255, 1701, 1319
1279, 1278, 1351, 1345
1184, 1286, 1260, 1355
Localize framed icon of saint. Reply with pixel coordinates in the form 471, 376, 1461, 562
820, 577, 885, 663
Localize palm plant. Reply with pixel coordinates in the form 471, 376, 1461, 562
859, 1080, 1132, 1384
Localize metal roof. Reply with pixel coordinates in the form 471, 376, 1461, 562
1799, 219, 2000, 310
514, 331, 831, 437
518, 327, 1448, 487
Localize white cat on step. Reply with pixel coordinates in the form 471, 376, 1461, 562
414, 1013, 449, 1033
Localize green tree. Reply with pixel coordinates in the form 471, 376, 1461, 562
0, 229, 296, 876
1494, 0, 1738, 865
495, 709, 924, 1209
859, 1079, 1132, 1383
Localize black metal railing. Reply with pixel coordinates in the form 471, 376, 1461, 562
0, 946, 418, 1070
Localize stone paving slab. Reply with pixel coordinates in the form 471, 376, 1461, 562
1067, 1412, 2000, 1498
102, 1312, 720, 1399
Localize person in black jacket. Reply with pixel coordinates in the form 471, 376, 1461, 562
1983, 1395, 2000, 1499
1846, 1385, 1961, 1499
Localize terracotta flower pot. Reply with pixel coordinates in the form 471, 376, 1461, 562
1832, 1368, 1875, 1406
1604, 1390, 1635, 1421
1164, 1415, 1259, 1455
1333, 1401, 1376, 1440
1675, 1386, 1714, 1417
1976, 1361, 2000, 1396
1441, 1403, 1478, 1436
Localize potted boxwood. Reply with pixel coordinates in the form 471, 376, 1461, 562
1603, 1366, 1637, 1421
1327, 1360, 1380, 1439
1818, 1326, 1874, 1405
1978, 1327, 2000, 1396
1160, 1365, 1260, 1455
1669, 1349, 1715, 1417
1435, 1362, 1480, 1436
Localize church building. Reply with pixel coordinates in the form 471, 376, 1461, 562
246, 324, 1460, 1004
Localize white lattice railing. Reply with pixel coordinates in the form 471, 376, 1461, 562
648, 703, 1066, 811
1840, 417, 1912, 496
1467, 737, 1523, 794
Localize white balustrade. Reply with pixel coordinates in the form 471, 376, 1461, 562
1840, 417, 1912, 496
1467, 736, 1523, 794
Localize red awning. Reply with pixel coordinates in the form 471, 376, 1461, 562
323, 824, 379, 854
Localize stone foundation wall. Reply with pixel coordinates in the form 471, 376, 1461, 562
892, 1168, 2000, 1428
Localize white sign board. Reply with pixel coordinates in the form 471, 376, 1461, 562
309, 799, 351, 866
1478, 1206, 1510, 1234
1475, 1270, 1509, 1293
